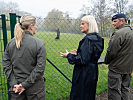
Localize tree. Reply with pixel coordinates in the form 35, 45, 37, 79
86, 0, 113, 36
113, 0, 128, 13
42, 9, 72, 33
79, 0, 133, 37
43, 9, 63, 31
5, 2, 19, 13
0, 1, 7, 13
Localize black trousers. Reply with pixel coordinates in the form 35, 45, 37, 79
9, 78, 45, 100
108, 70, 131, 100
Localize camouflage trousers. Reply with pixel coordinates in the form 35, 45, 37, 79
108, 70, 131, 100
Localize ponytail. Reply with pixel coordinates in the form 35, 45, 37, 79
14, 23, 24, 49
14, 15, 36, 49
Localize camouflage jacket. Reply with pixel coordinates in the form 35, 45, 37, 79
105, 24, 133, 74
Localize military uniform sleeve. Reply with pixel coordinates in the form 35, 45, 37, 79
67, 39, 92, 65
21, 44, 46, 89
2, 44, 18, 87
105, 33, 122, 64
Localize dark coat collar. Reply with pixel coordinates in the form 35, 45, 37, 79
84, 32, 99, 41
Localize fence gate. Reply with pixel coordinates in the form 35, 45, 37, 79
0, 14, 8, 100
0, 13, 21, 100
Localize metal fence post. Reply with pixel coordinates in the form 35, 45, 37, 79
16, 15, 21, 23
9, 13, 16, 39
1, 14, 7, 51
1, 14, 10, 100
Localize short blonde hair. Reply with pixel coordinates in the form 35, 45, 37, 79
81, 15, 99, 33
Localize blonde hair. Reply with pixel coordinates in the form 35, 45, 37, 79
81, 15, 99, 33
14, 15, 36, 49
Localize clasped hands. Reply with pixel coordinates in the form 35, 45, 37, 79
13, 84, 25, 95
60, 49, 77, 58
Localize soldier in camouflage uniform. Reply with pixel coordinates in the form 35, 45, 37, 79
105, 13, 133, 100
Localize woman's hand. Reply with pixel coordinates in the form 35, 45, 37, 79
70, 50, 77, 55
60, 50, 69, 58
13, 84, 25, 95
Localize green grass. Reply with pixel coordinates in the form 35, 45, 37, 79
34, 32, 110, 99
0, 66, 9, 100
0, 30, 9, 100
34, 32, 84, 99
0, 31, 133, 100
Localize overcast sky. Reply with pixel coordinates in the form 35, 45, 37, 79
3, 0, 92, 18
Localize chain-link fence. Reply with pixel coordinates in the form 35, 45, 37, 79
0, 13, 20, 100
0, 14, 9, 100
35, 17, 112, 100
0, 13, 132, 100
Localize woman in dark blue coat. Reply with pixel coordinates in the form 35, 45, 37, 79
60, 15, 104, 100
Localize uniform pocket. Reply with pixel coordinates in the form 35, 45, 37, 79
26, 78, 45, 94
108, 75, 121, 90
108, 76, 117, 88
108, 70, 121, 90
26, 88, 45, 100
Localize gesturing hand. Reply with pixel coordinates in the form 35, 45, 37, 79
70, 50, 77, 55
60, 50, 69, 58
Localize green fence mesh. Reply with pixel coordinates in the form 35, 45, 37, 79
0, 13, 132, 100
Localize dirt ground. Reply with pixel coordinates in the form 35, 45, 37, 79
96, 87, 133, 100
59, 87, 133, 100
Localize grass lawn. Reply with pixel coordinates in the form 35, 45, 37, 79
0, 31, 132, 100
34, 31, 109, 99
